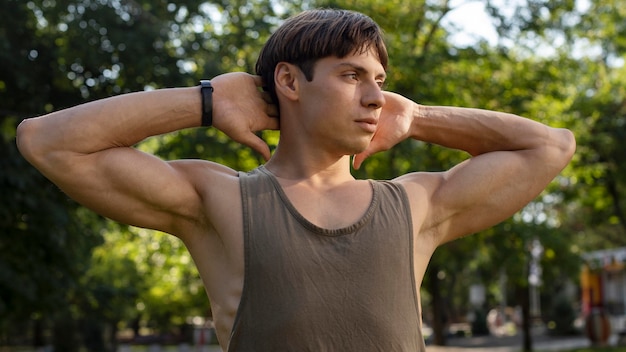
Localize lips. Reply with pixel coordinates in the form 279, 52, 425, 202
355, 117, 378, 133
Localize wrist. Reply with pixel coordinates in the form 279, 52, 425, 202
409, 103, 427, 139
199, 80, 213, 126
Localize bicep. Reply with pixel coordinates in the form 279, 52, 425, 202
410, 150, 557, 245
45, 147, 203, 234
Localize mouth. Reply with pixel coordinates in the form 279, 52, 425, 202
355, 117, 378, 133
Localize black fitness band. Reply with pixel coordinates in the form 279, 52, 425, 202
200, 80, 213, 126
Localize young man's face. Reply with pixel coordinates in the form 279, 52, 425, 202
296, 48, 387, 155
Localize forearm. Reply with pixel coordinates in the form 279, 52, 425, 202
412, 105, 563, 156
353, 92, 574, 170
17, 87, 201, 159
18, 72, 278, 170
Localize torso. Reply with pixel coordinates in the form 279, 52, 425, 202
179, 162, 437, 350
270, 175, 374, 229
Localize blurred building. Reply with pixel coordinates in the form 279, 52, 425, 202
581, 247, 626, 342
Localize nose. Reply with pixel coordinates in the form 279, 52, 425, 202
361, 83, 385, 109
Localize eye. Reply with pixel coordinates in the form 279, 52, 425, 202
344, 73, 358, 80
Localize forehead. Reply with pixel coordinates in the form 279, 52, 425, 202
317, 49, 386, 77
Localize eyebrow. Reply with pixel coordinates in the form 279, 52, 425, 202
336, 62, 387, 80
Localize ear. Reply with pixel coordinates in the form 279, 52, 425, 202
274, 62, 300, 102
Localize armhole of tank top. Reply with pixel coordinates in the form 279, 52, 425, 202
237, 171, 250, 251
394, 182, 421, 321
229, 171, 251, 350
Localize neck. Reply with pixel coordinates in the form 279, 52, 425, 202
264, 147, 354, 185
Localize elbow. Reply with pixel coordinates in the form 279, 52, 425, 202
554, 128, 576, 169
16, 118, 45, 166
560, 128, 576, 159
16, 119, 34, 160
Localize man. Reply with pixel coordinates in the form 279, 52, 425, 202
17, 8, 575, 352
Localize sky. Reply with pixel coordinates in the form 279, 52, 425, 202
441, 0, 595, 50
438, 0, 626, 68
442, 0, 500, 47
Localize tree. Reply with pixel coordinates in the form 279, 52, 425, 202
314, 1, 589, 349
0, 0, 296, 349
0, 1, 104, 347
3, 0, 624, 350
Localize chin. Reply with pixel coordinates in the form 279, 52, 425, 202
347, 144, 368, 155
338, 137, 371, 155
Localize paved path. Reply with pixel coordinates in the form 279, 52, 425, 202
114, 334, 618, 351
425, 334, 617, 351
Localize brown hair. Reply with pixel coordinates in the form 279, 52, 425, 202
255, 9, 388, 105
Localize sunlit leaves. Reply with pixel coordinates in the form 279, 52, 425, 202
3, 0, 626, 347
0, 125, 102, 329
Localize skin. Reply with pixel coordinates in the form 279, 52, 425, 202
16, 47, 576, 350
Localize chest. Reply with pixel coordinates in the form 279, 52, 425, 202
281, 180, 373, 229
230, 178, 424, 351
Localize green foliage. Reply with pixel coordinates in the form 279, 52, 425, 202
0, 0, 303, 347
0, 117, 102, 339
81, 223, 208, 331
3, 0, 626, 349
325, 0, 625, 344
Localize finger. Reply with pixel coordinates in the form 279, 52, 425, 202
352, 151, 369, 170
240, 133, 272, 161
252, 74, 264, 87
352, 155, 361, 170
266, 103, 279, 118
260, 91, 275, 104
263, 116, 280, 131
353, 135, 388, 169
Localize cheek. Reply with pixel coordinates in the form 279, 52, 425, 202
300, 82, 357, 120
316, 88, 355, 111
303, 90, 340, 114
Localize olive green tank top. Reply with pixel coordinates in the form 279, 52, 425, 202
229, 166, 424, 351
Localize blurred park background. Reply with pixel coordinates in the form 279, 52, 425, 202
1, 0, 626, 351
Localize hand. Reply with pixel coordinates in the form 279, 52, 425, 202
211, 72, 280, 160
353, 91, 417, 169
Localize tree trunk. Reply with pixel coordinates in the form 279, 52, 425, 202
427, 265, 447, 345
33, 318, 45, 349
516, 284, 533, 352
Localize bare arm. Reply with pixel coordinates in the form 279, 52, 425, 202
355, 92, 576, 245
16, 73, 278, 236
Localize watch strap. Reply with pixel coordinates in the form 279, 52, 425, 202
200, 80, 214, 126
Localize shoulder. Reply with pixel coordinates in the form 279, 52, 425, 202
168, 159, 241, 191
390, 172, 445, 234
392, 171, 445, 204
168, 159, 245, 229
391, 172, 443, 215
170, 158, 238, 176
387, 173, 445, 259
169, 159, 241, 202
